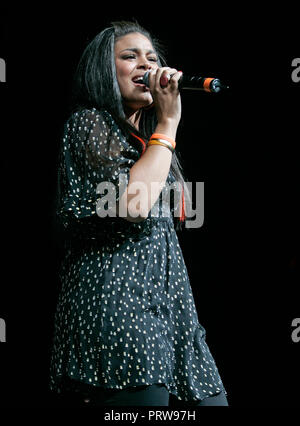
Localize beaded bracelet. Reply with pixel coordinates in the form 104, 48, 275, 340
147, 139, 175, 153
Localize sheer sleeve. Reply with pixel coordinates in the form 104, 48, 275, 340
56, 108, 152, 243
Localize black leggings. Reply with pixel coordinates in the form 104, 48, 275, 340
58, 379, 228, 407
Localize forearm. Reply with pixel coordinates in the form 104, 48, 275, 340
118, 67, 182, 223
120, 120, 177, 221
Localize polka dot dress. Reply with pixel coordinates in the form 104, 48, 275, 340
49, 108, 227, 403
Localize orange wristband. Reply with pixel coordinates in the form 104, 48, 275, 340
150, 133, 176, 149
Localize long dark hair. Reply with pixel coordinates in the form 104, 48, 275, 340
71, 20, 190, 230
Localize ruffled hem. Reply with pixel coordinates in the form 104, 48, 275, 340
49, 318, 227, 403
49, 370, 227, 403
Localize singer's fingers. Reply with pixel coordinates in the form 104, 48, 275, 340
160, 68, 177, 88
169, 71, 183, 90
148, 67, 182, 126
147, 69, 157, 91
147, 68, 167, 91
153, 67, 167, 90
159, 68, 178, 88
153, 67, 178, 90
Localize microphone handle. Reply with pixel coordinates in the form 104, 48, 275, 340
178, 75, 228, 93
143, 71, 228, 93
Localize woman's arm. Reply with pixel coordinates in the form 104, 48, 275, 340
120, 68, 182, 222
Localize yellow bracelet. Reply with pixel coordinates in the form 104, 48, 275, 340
150, 138, 176, 151
150, 133, 176, 149
147, 139, 175, 153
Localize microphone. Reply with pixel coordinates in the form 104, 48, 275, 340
142, 71, 229, 93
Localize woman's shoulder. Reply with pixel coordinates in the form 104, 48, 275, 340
68, 107, 116, 128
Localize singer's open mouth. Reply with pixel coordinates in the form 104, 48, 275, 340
132, 76, 146, 87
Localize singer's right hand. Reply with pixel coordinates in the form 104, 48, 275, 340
147, 67, 182, 137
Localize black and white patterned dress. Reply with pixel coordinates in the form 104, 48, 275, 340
49, 107, 227, 403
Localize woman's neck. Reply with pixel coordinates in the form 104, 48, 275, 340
125, 107, 142, 130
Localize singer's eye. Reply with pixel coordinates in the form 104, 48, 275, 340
148, 57, 158, 62
122, 55, 136, 60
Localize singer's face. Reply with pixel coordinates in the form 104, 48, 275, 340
114, 32, 159, 113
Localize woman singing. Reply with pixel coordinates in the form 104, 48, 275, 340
49, 20, 228, 407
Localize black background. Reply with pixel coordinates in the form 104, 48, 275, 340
0, 4, 299, 409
